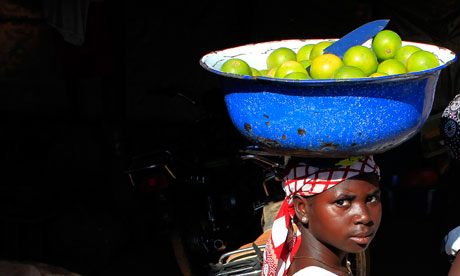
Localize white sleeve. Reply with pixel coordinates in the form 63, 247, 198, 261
445, 225, 460, 256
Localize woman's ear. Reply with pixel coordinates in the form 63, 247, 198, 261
293, 196, 309, 225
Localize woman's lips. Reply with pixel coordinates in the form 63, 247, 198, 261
349, 234, 373, 244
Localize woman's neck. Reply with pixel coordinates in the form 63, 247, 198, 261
291, 226, 349, 274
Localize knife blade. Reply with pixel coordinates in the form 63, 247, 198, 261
323, 19, 390, 58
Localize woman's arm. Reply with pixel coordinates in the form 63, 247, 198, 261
445, 226, 460, 276
449, 255, 460, 276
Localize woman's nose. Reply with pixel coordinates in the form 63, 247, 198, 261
352, 203, 373, 225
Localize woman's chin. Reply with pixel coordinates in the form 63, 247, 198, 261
346, 243, 370, 253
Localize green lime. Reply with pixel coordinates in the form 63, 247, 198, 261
300, 59, 312, 69
406, 50, 440, 72
394, 45, 421, 66
266, 67, 277, 78
275, 60, 308, 78
372, 30, 402, 61
220, 58, 252, 76
267, 47, 296, 69
310, 53, 344, 79
284, 72, 311, 80
376, 59, 407, 75
251, 67, 262, 76
343, 45, 378, 76
369, 72, 388, 77
260, 69, 270, 76
333, 66, 367, 79
309, 41, 333, 60
296, 44, 314, 62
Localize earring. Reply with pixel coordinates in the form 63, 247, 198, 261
301, 216, 308, 224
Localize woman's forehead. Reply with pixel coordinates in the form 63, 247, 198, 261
321, 177, 380, 197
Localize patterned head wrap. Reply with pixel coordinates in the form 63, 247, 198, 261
262, 155, 380, 276
441, 94, 460, 160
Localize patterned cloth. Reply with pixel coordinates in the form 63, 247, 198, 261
262, 156, 380, 276
441, 94, 460, 160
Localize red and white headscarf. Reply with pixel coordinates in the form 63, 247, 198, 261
262, 155, 380, 276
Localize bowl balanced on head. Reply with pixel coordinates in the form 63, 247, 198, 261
200, 29, 456, 158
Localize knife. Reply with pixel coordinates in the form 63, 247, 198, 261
323, 19, 390, 58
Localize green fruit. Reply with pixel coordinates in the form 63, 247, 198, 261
296, 44, 314, 62
407, 50, 440, 72
251, 67, 262, 76
372, 30, 402, 61
266, 67, 277, 78
220, 58, 252, 76
377, 59, 407, 75
394, 45, 421, 66
284, 72, 311, 80
310, 53, 344, 79
260, 69, 270, 76
300, 59, 312, 69
274, 60, 308, 78
369, 72, 388, 77
309, 41, 333, 60
333, 66, 367, 79
267, 47, 296, 69
343, 45, 378, 76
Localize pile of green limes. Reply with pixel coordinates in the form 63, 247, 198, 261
220, 30, 440, 80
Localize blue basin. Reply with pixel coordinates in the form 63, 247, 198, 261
200, 39, 456, 157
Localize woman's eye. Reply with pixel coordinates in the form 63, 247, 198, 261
335, 199, 350, 207
367, 195, 380, 203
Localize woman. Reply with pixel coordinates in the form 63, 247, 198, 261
440, 93, 460, 276
444, 226, 460, 276
262, 155, 381, 276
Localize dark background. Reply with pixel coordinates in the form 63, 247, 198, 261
0, 0, 460, 275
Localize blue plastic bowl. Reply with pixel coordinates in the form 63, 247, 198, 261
200, 39, 456, 157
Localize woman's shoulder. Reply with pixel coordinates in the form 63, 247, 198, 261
292, 266, 338, 276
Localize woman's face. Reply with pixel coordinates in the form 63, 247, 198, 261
305, 174, 381, 253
